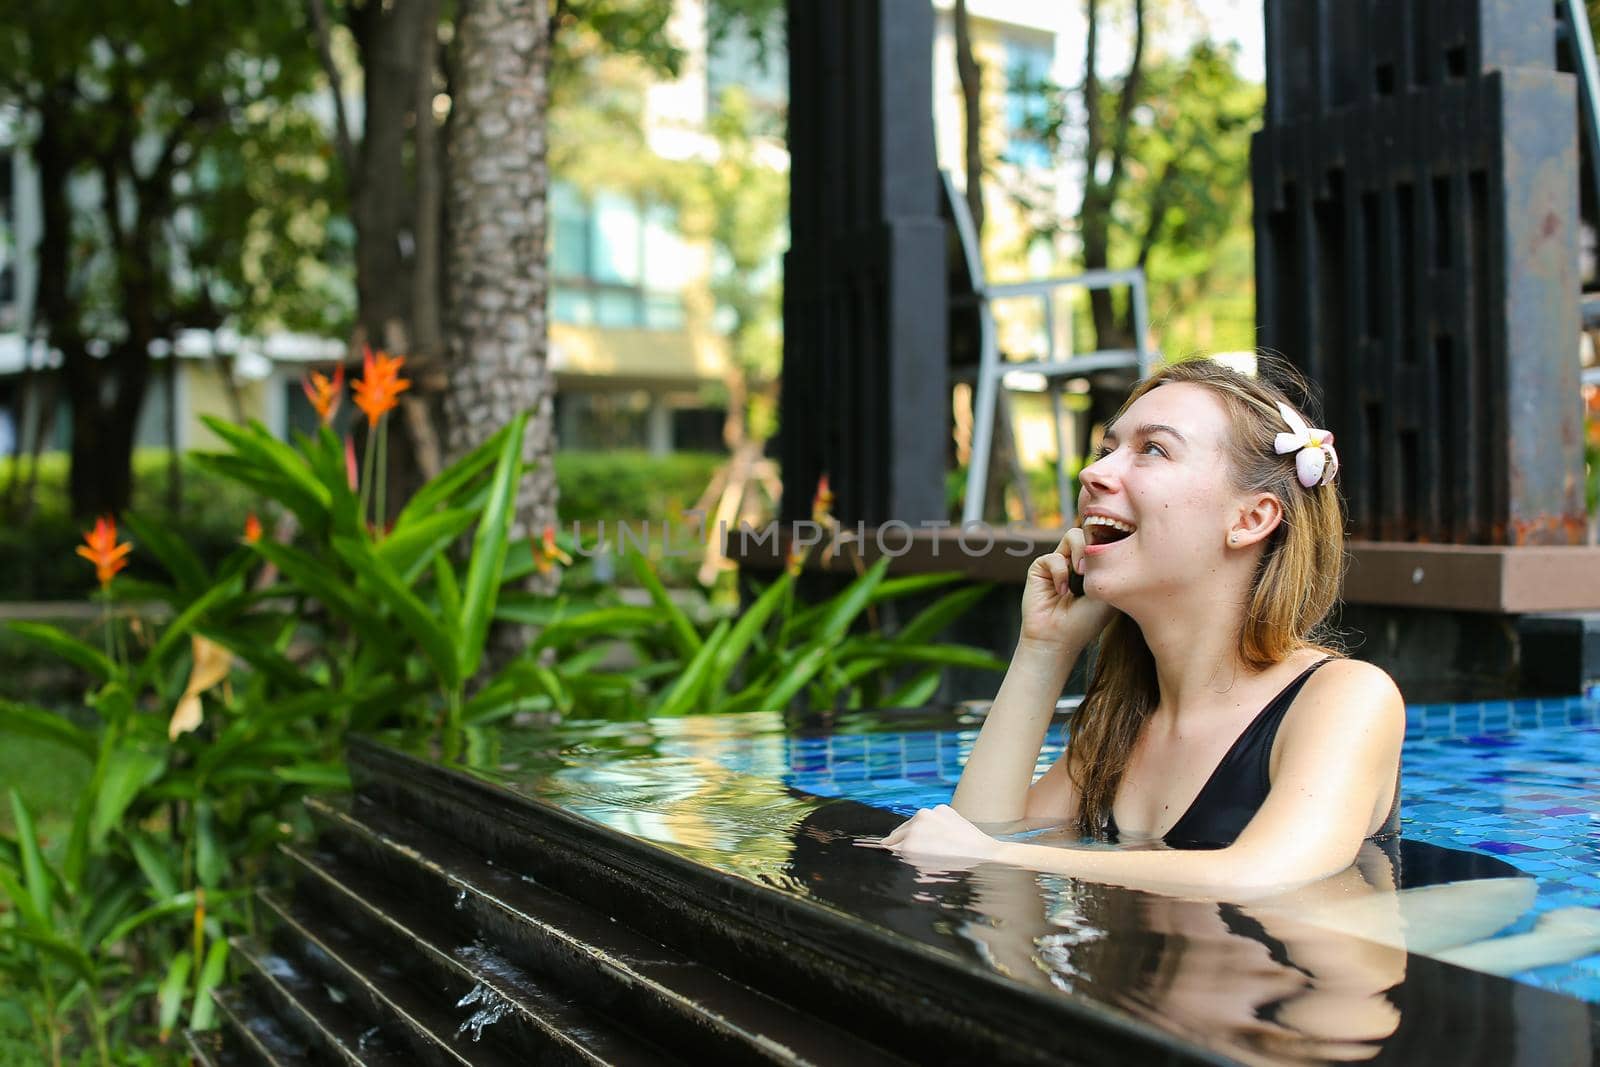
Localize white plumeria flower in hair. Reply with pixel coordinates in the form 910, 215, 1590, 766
1274, 401, 1339, 488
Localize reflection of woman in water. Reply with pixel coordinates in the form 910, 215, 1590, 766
882, 358, 1403, 894
876, 358, 1600, 978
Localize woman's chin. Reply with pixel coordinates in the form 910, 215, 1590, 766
1083, 573, 1124, 606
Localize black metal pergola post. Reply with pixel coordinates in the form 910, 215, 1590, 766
1253, 0, 1586, 546
780, 0, 948, 526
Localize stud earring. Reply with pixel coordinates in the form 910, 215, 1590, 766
1228, 533, 1238, 545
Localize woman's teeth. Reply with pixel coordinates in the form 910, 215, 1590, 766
1084, 515, 1136, 545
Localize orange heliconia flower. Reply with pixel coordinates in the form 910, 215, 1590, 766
343, 435, 359, 490
302, 364, 344, 425
352, 346, 411, 428
811, 473, 834, 526
77, 515, 132, 589
243, 513, 263, 544
534, 525, 573, 576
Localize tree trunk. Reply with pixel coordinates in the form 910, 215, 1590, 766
63, 346, 150, 518
351, 0, 428, 352
443, 0, 557, 597
953, 0, 984, 238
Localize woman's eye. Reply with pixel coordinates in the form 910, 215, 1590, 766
1091, 445, 1113, 460
1140, 441, 1167, 457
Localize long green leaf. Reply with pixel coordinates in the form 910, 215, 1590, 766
529, 604, 662, 649
7, 790, 53, 928
80, 880, 141, 950
872, 571, 969, 600
62, 767, 93, 892
250, 540, 393, 651
787, 570, 967, 634
128, 831, 181, 902
200, 416, 331, 512
195, 803, 224, 888
332, 535, 461, 690
839, 640, 1009, 672
92, 747, 166, 845
884, 666, 944, 707
188, 452, 328, 532
892, 583, 992, 646
99, 891, 201, 948
751, 643, 831, 712
654, 618, 731, 716
271, 762, 353, 789
157, 954, 193, 1039
812, 556, 891, 645
302, 426, 360, 522
627, 551, 701, 659
457, 412, 526, 680
377, 506, 478, 584
435, 551, 462, 627
189, 938, 230, 1031
461, 679, 553, 725
0, 699, 95, 757
495, 591, 568, 627
4, 622, 119, 684
703, 571, 794, 699
396, 420, 514, 527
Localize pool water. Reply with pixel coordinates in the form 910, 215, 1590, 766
674, 695, 1600, 1003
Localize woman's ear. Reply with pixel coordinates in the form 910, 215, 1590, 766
1228, 493, 1283, 548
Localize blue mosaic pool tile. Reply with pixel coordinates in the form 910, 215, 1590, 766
688, 711, 1600, 1004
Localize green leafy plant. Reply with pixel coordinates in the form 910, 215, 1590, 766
0, 396, 1007, 1062
0, 403, 547, 1062
522, 553, 1008, 719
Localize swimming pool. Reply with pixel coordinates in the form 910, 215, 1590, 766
673, 694, 1600, 1004
326, 694, 1600, 1064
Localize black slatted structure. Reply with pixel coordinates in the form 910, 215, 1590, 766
1253, 1, 1586, 545
779, 0, 948, 526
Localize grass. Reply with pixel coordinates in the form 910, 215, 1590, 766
0, 734, 92, 838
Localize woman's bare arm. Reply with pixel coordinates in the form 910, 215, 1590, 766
950, 638, 1083, 823
896, 661, 1406, 898
950, 528, 1111, 824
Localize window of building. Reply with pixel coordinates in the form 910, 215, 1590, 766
551, 181, 591, 278
554, 390, 652, 450
550, 182, 687, 330
1003, 39, 1056, 171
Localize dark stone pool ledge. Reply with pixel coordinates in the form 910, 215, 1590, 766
194, 732, 1599, 1066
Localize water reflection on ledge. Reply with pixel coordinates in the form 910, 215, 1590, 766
398, 710, 1599, 1065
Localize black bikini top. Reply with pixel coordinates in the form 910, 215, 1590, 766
1104, 657, 1402, 850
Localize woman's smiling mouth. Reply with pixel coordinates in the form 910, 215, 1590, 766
1083, 514, 1137, 551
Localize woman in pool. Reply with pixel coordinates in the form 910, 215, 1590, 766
881, 358, 1405, 896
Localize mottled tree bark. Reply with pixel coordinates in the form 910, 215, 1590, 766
444, 0, 558, 600
347, 0, 428, 352
1079, 0, 1145, 351
953, 0, 984, 239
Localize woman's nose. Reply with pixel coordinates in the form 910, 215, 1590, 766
1079, 453, 1116, 495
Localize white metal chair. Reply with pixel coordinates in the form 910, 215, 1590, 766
942, 170, 1156, 525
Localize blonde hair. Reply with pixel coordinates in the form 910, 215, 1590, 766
1067, 357, 1347, 835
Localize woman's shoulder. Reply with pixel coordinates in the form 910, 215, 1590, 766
1287, 654, 1405, 736
1273, 652, 1401, 783
1305, 654, 1401, 696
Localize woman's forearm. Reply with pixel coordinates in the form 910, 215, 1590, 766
950, 639, 1079, 822
991, 839, 1314, 900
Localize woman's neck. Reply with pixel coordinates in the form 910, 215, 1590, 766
1124, 577, 1261, 727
